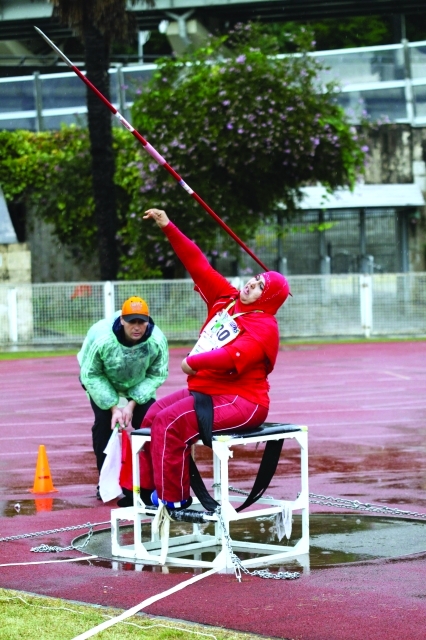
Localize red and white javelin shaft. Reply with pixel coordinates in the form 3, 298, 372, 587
34, 27, 268, 271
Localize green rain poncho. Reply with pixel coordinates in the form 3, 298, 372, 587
77, 312, 168, 410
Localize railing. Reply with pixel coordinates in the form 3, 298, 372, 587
0, 64, 156, 131
312, 40, 422, 124
1, 273, 425, 347
2, 40, 426, 129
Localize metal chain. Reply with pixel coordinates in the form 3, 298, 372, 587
215, 508, 300, 581
224, 484, 275, 501
30, 543, 77, 553
0, 521, 110, 553
31, 526, 95, 553
228, 486, 426, 521
308, 493, 426, 519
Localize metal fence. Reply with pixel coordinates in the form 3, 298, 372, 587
2, 39, 426, 129
1, 273, 425, 348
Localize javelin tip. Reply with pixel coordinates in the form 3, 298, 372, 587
34, 25, 74, 67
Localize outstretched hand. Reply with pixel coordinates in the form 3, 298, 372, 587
143, 208, 169, 229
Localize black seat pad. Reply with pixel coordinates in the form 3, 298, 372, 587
131, 422, 303, 439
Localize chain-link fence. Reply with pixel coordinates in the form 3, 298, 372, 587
1, 273, 425, 347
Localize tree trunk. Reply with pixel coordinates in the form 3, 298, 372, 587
84, 23, 118, 280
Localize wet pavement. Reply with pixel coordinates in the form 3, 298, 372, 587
1, 341, 426, 640
75, 513, 426, 569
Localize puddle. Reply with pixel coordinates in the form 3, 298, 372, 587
0, 499, 86, 517
72, 514, 426, 573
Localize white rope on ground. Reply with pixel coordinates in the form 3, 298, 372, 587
0, 555, 98, 567
0, 593, 218, 639
71, 567, 220, 640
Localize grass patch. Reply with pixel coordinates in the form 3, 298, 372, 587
0, 588, 265, 640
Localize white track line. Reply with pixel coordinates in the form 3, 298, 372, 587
0, 434, 85, 441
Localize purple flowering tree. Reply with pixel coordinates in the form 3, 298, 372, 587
116, 22, 369, 278
0, 23, 370, 280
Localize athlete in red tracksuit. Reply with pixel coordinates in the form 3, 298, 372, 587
139, 208, 291, 509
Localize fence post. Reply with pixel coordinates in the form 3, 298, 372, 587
360, 275, 373, 338
116, 64, 126, 115
320, 255, 331, 275
7, 288, 18, 343
33, 71, 44, 132
402, 38, 415, 123
279, 256, 288, 275
103, 281, 115, 319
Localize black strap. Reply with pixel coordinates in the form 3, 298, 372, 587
189, 391, 218, 510
189, 439, 285, 512
190, 456, 219, 511
190, 391, 213, 448
234, 439, 284, 511
189, 390, 285, 511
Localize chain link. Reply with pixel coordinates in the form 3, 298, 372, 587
308, 493, 426, 519
225, 484, 275, 501
0, 521, 110, 553
30, 526, 96, 553
215, 508, 300, 581
30, 543, 75, 553
227, 486, 426, 521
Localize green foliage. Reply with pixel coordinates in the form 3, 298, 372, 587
0, 23, 370, 279
306, 16, 391, 50
0, 127, 96, 257
119, 22, 369, 277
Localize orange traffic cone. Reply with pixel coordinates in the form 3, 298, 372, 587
29, 445, 58, 494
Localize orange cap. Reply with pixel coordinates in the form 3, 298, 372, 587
121, 296, 149, 322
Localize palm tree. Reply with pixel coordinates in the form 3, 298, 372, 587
50, 0, 141, 280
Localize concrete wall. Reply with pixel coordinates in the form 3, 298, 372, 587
0, 284, 34, 344
365, 124, 426, 271
0, 243, 31, 282
366, 125, 414, 184
0, 244, 33, 342
26, 207, 100, 283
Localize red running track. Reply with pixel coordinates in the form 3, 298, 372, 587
1, 341, 426, 640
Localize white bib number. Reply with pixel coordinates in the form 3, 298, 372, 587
189, 310, 240, 356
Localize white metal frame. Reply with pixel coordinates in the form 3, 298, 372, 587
111, 424, 309, 570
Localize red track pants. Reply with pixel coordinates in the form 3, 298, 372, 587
139, 388, 268, 503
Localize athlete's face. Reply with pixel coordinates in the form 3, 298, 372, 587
239, 274, 265, 305
120, 317, 148, 343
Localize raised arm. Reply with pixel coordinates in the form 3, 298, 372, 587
143, 208, 237, 305
143, 208, 211, 275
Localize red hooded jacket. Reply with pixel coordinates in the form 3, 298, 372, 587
163, 222, 290, 408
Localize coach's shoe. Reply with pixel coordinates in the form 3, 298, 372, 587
117, 487, 133, 507
117, 488, 155, 508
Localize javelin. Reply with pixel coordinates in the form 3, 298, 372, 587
34, 27, 269, 271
